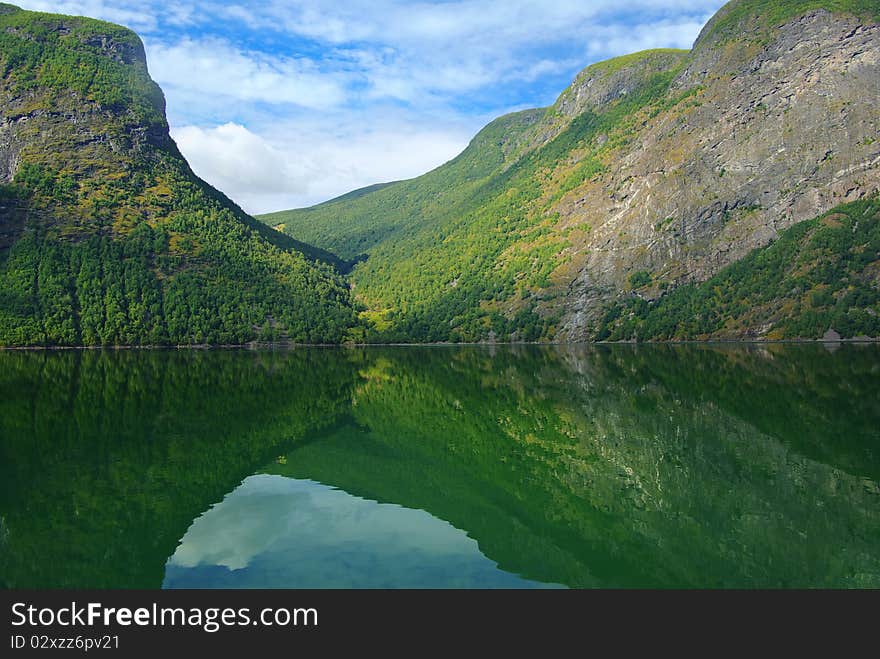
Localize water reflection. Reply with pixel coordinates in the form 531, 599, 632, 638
164, 475, 560, 589
1, 344, 878, 588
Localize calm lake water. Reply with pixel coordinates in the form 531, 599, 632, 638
1, 344, 878, 589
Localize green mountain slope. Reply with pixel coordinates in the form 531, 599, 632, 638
260, 0, 880, 343
700, 0, 880, 42
258, 108, 545, 263
0, 4, 356, 346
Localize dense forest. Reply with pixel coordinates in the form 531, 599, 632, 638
0, 167, 356, 345
0, 5, 357, 346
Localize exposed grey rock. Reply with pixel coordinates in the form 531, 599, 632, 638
542, 9, 880, 340
822, 329, 842, 342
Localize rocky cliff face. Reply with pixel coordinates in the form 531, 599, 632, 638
519, 49, 691, 154
0, 3, 178, 232
549, 7, 879, 338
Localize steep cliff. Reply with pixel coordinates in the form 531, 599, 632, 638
0, 4, 356, 346
557, 1, 880, 339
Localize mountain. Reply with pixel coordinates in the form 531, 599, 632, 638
260, 0, 880, 343
0, 4, 356, 346
258, 109, 545, 263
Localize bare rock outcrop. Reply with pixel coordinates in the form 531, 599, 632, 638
549, 8, 879, 339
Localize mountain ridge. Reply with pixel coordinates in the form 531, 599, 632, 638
260, 0, 880, 343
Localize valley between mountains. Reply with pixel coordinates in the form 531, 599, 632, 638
1, 0, 878, 346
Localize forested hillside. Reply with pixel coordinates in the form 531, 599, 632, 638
258, 109, 545, 263
0, 4, 357, 346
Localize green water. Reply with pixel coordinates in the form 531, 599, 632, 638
1, 345, 878, 589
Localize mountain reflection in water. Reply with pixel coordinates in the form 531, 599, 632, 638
1, 344, 878, 588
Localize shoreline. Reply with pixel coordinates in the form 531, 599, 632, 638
1, 337, 879, 351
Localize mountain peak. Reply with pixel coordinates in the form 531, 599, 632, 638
0, 6, 162, 131
0, 5, 358, 346
553, 49, 688, 120
694, 0, 880, 49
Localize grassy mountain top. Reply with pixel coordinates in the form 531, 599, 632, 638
698, 0, 880, 46
580, 49, 690, 78
307, 181, 398, 208
0, 4, 164, 127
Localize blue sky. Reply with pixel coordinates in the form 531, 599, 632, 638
17, 1, 727, 213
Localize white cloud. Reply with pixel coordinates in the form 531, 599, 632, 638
236, 0, 722, 49
146, 38, 349, 111
585, 17, 714, 58
172, 116, 474, 215
173, 122, 307, 197
14, 0, 158, 31
21, 1, 724, 105
164, 475, 527, 589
